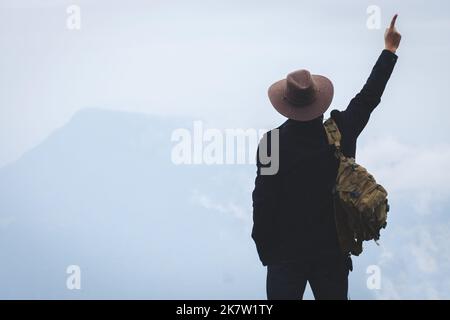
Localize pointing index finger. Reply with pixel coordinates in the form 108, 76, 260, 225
390, 14, 398, 29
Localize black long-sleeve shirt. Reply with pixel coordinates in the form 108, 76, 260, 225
252, 50, 398, 266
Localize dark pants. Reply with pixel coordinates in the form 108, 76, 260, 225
266, 255, 352, 300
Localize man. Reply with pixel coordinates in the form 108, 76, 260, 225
252, 15, 401, 300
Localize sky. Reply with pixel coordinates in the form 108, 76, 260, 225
1, 0, 450, 299
1, 0, 450, 167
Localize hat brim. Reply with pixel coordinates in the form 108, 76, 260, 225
268, 75, 334, 121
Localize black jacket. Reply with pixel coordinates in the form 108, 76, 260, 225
252, 50, 398, 266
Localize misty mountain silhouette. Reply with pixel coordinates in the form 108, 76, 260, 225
0, 108, 264, 299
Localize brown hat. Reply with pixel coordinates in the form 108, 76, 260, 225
268, 69, 334, 121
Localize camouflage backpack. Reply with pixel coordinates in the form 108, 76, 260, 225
324, 118, 390, 256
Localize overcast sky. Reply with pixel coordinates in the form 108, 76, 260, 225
1, 0, 450, 166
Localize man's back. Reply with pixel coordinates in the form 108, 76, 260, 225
264, 117, 341, 261
252, 49, 398, 267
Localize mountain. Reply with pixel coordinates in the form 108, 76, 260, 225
0, 108, 264, 299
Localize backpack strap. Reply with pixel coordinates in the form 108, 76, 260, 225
324, 118, 344, 159
323, 118, 341, 147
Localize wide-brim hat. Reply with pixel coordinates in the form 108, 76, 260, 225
268, 69, 334, 121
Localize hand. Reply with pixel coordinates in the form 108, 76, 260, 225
384, 14, 402, 53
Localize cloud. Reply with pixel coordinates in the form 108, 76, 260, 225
373, 223, 450, 299
358, 137, 450, 215
190, 189, 251, 225
409, 228, 439, 274
349, 137, 450, 299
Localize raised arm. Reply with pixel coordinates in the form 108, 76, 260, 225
332, 14, 401, 139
